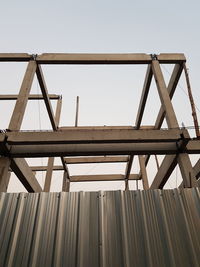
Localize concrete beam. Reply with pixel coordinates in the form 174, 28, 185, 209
36, 53, 186, 64
70, 174, 140, 182
6, 129, 189, 145
0, 94, 60, 100
186, 140, 200, 153
10, 158, 42, 192
59, 126, 135, 130
29, 165, 64, 171
4, 143, 181, 157
65, 156, 129, 164
0, 53, 32, 62
8, 61, 37, 130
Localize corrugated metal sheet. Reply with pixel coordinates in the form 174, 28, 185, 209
0, 189, 200, 267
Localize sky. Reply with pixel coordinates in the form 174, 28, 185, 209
0, 0, 200, 192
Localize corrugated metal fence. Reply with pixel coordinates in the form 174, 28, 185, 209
0, 189, 200, 267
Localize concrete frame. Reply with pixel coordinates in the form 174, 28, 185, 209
0, 53, 199, 192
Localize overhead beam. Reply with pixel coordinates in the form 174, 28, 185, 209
0, 94, 60, 100
28, 165, 64, 172
186, 140, 200, 153
3, 143, 183, 158
6, 128, 189, 145
36, 53, 186, 64
8, 61, 37, 130
65, 156, 129, 164
10, 158, 42, 192
70, 174, 140, 182
60, 126, 135, 130
0, 53, 186, 63
0, 53, 32, 62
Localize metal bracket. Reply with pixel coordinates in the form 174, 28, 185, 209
31, 54, 37, 61
151, 54, 158, 60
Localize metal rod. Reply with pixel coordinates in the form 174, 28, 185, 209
183, 63, 200, 138
75, 96, 79, 127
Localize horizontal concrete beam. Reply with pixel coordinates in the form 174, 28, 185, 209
59, 126, 135, 130
36, 53, 186, 64
1, 143, 183, 157
0, 53, 186, 63
70, 174, 140, 182
65, 156, 129, 164
186, 140, 200, 153
0, 53, 32, 61
6, 129, 189, 145
0, 94, 61, 100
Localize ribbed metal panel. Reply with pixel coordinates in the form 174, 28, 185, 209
0, 189, 199, 267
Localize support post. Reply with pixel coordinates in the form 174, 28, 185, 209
139, 155, 149, 189
43, 98, 62, 192
125, 155, 134, 190
62, 171, 70, 192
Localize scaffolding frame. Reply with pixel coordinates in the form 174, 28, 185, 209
0, 53, 199, 192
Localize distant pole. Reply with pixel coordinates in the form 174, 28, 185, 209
183, 63, 200, 138
75, 96, 79, 127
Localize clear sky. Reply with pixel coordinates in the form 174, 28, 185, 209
0, 0, 200, 192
